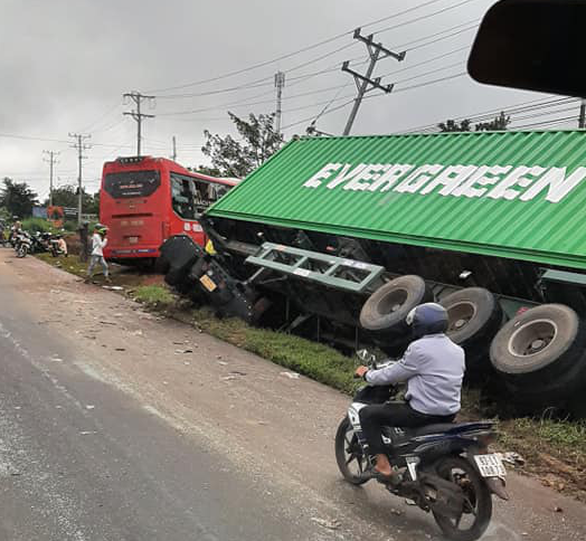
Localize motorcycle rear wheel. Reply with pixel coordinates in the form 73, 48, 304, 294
432, 456, 492, 541
335, 416, 369, 485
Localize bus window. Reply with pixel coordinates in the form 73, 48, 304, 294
104, 170, 160, 198
171, 173, 197, 219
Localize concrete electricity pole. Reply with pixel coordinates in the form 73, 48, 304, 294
342, 29, 406, 135
172, 135, 177, 161
274, 71, 286, 135
42, 150, 59, 207
69, 133, 91, 225
579, 99, 586, 128
123, 91, 155, 156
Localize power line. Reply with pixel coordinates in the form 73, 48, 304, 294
148, 0, 474, 94
400, 96, 578, 133
372, 0, 480, 36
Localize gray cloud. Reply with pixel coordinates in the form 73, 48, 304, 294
0, 0, 562, 199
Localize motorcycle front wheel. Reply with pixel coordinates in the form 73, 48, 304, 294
16, 245, 27, 258
335, 416, 369, 485
432, 456, 492, 541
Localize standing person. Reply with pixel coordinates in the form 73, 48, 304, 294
85, 224, 110, 283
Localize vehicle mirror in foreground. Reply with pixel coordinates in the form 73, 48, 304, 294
468, 0, 586, 98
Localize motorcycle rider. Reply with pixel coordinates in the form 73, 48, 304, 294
355, 303, 465, 479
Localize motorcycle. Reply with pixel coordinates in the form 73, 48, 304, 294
335, 350, 509, 541
14, 231, 33, 258
31, 231, 52, 253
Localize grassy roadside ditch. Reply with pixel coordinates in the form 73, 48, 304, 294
31, 254, 586, 501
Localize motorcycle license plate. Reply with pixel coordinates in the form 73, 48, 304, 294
474, 454, 507, 478
200, 274, 217, 292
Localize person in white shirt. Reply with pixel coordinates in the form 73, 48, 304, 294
85, 224, 110, 283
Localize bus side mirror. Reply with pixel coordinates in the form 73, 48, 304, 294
468, 0, 586, 98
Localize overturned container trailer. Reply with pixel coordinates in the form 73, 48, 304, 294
159, 130, 586, 414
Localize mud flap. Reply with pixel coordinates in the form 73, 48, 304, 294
485, 476, 509, 501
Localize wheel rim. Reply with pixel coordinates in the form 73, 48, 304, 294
446, 301, 477, 333
508, 318, 557, 358
342, 424, 368, 477
376, 288, 408, 315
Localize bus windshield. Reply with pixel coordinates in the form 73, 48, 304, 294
103, 170, 161, 198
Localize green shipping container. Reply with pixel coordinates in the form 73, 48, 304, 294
207, 130, 586, 270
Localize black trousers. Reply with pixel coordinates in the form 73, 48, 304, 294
359, 401, 456, 455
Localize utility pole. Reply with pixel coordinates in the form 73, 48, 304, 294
42, 150, 59, 207
123, 91, 155, 156
341, 29, 406, 135
171, 135, 177, 161
274, 71, 286, 135
69, 133, 91, 225
579, 99, 586, 128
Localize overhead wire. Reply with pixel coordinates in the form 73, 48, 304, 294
148, 0, 479, 94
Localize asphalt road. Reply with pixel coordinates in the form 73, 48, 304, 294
0, 265, 331, 541
1, 248, 585, 541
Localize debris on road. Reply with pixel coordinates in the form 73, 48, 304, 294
310, 517, 341, 530
499, 452, 526, 467
280, 371, 300, 380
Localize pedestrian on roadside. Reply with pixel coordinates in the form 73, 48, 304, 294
85, 224, 111, 283
56, 235, 68, 257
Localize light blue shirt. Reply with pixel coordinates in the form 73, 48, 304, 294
365, 334, 465, 416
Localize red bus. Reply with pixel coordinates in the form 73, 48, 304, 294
99, 156, 238, 265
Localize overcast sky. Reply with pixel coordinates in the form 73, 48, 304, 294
0, 0, 573, 200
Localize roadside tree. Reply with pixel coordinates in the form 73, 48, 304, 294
199, 112, 284, 178
0, 177, 39, 218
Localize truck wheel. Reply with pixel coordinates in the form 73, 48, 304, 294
504, 350, 586, 412
360, 275, 433, 340
490, 304, 586, 386
440, 288, 502, 377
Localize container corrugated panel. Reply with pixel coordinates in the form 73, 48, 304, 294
207, 130, 586, 270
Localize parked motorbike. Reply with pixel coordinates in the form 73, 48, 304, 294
30, 231, 52, 254
14, 231, 33, 258
335, 350, 509, 541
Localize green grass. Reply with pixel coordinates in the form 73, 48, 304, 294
187, 307, 359, 394
132, 285, 177, 310
35, 253, 87, 277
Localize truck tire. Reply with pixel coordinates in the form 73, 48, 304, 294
360, 275, 433, 341
490, 304, 586, 387
440, 288, 503, 376
504, 354, 586, 413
